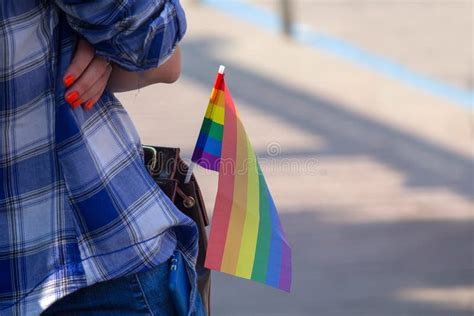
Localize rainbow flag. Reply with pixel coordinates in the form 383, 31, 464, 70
190, 67, 292, 292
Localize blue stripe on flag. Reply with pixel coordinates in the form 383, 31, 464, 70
196, 132, 222, 157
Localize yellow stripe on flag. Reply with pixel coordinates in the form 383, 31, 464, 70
235, 137, 260, 278
205, 101, 225, 125
204, 102, 214, 120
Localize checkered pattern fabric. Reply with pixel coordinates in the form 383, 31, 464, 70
0, 1, 199, 315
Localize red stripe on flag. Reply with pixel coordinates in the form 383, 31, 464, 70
204, 78, 238, 270
214, 73, 224, 91
210, 73, 225, 103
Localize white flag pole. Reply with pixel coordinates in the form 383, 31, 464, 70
184, 65, 226, 184
184, 162, 195, 184
217, 65, 226, 75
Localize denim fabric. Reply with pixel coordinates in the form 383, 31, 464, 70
40, 258, 206, 316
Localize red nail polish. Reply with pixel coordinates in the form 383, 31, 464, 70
85, 100, 94, 110
71, 99, 82, 108
63, 74, 75, 88
65, 91, 79, 104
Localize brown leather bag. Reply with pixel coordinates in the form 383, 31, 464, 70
142, 145, 211, 315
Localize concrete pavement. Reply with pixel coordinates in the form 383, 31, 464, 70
252, 0, 473, 91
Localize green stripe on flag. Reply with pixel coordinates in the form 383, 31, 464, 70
202, 117, 224, 141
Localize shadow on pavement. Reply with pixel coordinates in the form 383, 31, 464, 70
181, 38, 474, 315
181, 38, 473, 201
210, 211, 473, 316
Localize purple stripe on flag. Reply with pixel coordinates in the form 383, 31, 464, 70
275, 194, 292, 292
278, 240, 292, 292
192, 147, 221, 171
264, 186, 282, 288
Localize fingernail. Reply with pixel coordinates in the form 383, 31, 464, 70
85, 100, 94, 110
63, 74, 75, 88
65, 91, 79, 104
71, 99, 82, 108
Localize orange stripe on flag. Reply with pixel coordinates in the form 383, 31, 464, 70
220, 116, 248, 274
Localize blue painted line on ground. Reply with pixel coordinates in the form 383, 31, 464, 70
202, 0, 474, 110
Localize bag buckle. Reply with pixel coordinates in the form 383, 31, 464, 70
142, 145, 162, 175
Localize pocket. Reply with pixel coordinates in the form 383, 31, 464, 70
168, 250, 191, 316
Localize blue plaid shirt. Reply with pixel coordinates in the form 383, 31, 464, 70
0, 1, 199, 315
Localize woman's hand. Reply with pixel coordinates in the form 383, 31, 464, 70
63, 37, 112, 110
63, 36, 182, 101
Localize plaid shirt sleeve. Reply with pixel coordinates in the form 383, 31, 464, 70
54, 0, 187, 71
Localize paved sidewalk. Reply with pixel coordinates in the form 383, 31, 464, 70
252, 0, 473, 90
117, 2, 473, 315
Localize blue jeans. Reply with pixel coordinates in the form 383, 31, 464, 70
41, 258, 206, 316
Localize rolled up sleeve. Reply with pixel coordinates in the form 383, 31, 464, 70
55, 0, 187, 71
